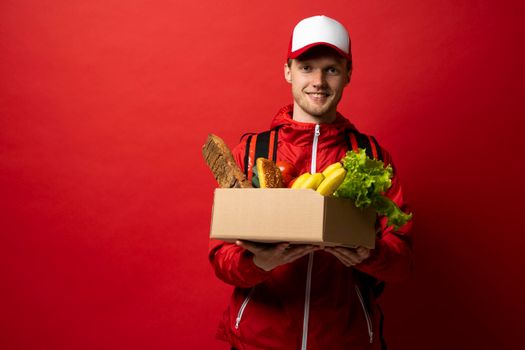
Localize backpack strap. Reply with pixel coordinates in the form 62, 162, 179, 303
346, 130, 384, 162
348, 131, 388, 296
243, 127, 280, 181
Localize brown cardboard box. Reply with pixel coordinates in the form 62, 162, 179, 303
210, 188, 376, 248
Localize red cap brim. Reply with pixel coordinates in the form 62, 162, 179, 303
288, 42, 351, 61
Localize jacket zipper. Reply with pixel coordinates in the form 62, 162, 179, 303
301, 124, 320, 350
301, 252, 314, 350
355, 285, 374, 343
310, 124, 321, 174
235, 289, 254, 329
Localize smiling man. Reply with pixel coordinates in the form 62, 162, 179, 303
209, 15, 413, 350
285, 45, 351, 123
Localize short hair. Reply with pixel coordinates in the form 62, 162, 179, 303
287, 58, 353, 73
286, 45, 353, 73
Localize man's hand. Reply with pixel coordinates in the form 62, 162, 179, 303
324, 246, 370, 267
236, 240, 318, 271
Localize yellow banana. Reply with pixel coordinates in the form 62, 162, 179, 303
291, 172, 311, 189
316, 168, 347, 196
300, 173, 325, 190
321, 162, 343, 178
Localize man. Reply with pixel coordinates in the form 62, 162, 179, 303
209, 15, 413, 350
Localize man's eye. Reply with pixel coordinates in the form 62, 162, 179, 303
327, 67, 339, 74
300, 66, 311, 72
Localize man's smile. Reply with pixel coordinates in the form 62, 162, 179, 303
306, 91, 331, 103
306, 91, 330, 96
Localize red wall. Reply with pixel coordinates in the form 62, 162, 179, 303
2, 1, 524, 349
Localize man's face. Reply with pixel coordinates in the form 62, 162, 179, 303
284, 49, 350, 122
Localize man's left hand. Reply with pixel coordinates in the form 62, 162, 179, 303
324, 246, 370, 267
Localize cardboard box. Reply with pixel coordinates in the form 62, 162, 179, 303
210, 188, 376, 248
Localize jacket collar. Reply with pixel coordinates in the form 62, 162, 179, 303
269, 105, 357, 147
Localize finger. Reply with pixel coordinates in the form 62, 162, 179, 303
236, 240, 264, 254
275, 244, 314, 261
332, 246, 357, 254
282, 246, 318, 262
326, 249, 352, 266
237, 240, 290, 253
325, 247, 360, 266
286, 244, 317, 253
333, 247, 362, 262
285, 244, 319, 256
275, 242, 291, 252
356, 246, 370, 260
329, 249, 355, 266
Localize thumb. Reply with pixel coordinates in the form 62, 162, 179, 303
236, 240, 262, 254
275, 242, 290, 252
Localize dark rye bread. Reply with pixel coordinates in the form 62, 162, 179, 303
202, 134, 252, 188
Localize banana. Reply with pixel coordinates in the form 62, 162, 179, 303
300, 172, 325, 190
316, 168, 347, 196
322, 162, 343, 178
291, 172, 311, 189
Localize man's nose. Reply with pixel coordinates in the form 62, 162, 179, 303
311, 70, 326, 88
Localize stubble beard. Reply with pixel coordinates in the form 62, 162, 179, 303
295, 90, 341, 120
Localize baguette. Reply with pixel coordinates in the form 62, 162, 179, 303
202, 134, 252, 188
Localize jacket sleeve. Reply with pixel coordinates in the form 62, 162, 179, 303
208, 137, 272, 288
355, 148, 414, 282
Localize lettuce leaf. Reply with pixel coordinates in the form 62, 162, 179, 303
334, 149, 412, 230
372, 196, 413, 230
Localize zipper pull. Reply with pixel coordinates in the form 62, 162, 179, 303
314, 124, 320, 136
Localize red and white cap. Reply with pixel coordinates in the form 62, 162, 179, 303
288, 15, 351, 61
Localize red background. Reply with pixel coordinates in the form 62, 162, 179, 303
1, 1, 524, 349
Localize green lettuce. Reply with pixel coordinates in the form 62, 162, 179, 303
334, 149, 412, 230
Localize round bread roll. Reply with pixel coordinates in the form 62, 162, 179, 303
256, 158, 283, 188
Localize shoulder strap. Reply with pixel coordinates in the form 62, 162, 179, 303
348, 130, 388, 295
243, 127, 280, 181
346, 130, 384, 162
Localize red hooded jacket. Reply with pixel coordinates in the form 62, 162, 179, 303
209, 105, 413, 350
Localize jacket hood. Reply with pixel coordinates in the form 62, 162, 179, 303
270, 104, 358, 148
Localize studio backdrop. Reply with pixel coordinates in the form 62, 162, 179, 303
1, 1, 524, 349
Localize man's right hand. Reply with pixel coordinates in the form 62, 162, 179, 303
236, 240, 319, 271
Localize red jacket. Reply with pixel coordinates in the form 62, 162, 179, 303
209, 105, 413, 350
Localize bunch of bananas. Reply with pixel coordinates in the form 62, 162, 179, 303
291, 162, 347, 196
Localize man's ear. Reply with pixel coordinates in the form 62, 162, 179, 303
346, 69, 352, 86
284, 62, 292, 84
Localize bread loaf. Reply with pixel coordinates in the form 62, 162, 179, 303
202, 134, 252, 188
